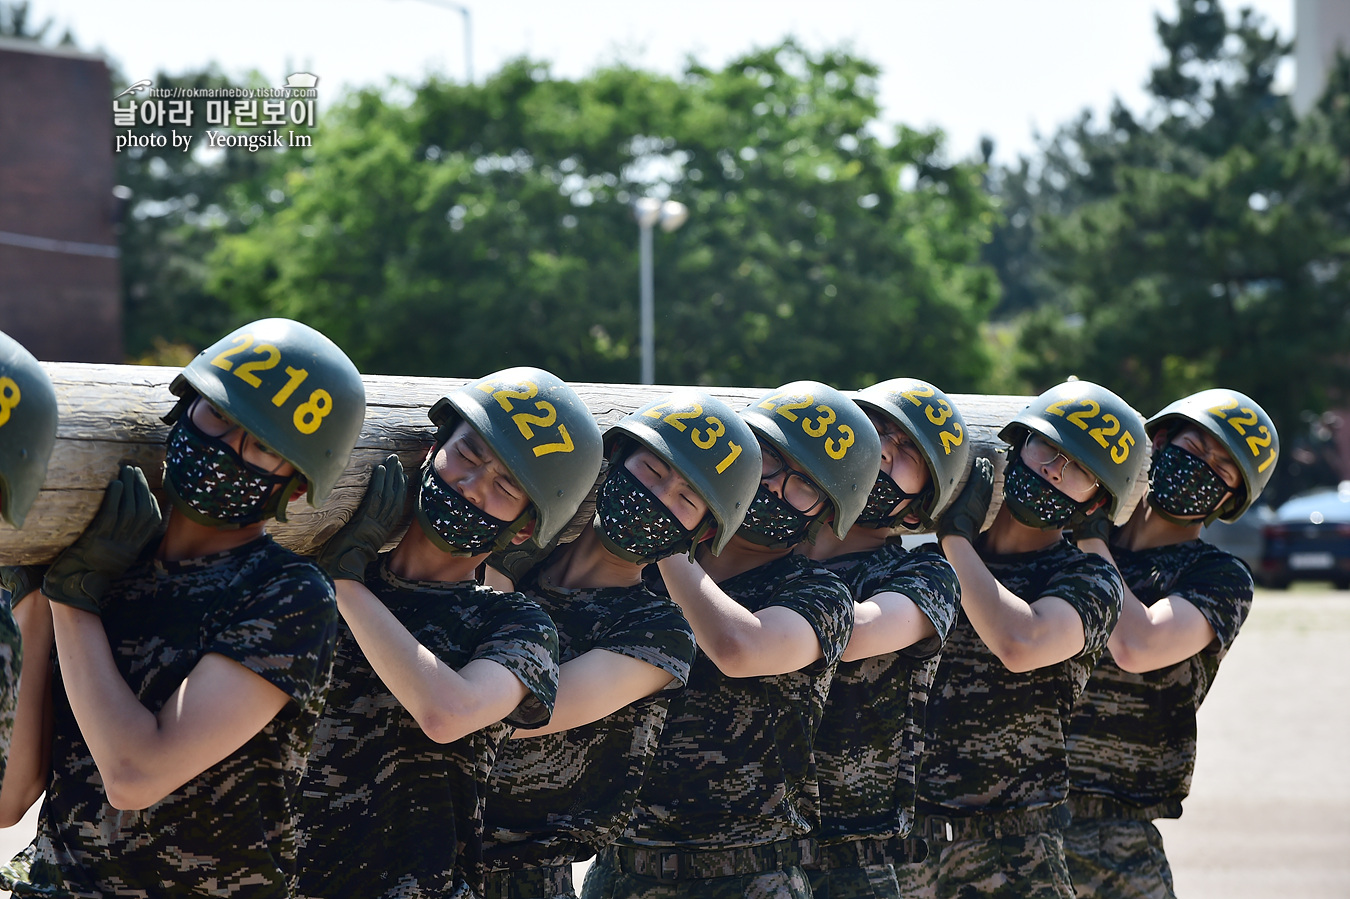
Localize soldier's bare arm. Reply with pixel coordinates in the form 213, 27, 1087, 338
657, 552, 824, 677
511, 648, 674, 739
840, 590, 938, 663
942, 534, 1087, 673
0, 589, 54, 826
49, 604, 290, 811
335, 579, 529, 743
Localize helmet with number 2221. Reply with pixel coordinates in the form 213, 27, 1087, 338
0, 330, 59, 529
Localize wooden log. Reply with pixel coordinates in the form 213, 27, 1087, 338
0, 363, 1151, 564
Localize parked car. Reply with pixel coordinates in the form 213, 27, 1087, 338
1258, 483, 1350, 589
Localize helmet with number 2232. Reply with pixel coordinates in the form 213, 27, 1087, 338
853, 377, 971, 527
1146, 388, 1278, 522
0, 330, 59, 529
168, 318, 366, 511
741, 380, 882, 539
429, 367, 603, 549
606, 390, 762, 555
999, 379, 1148, 519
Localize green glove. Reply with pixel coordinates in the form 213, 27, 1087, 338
1, 565, 45, 606
44, 465, 163, 615
936, 456, 994, 543
1071, 499, 1114, 544
487, 537, 556, 589
315, 454, 407, 582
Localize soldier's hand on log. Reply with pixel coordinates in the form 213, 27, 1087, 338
936, 456, 994, 544
1, 565, 46, 607
44, 465, 163, 615
315, 454, 407, 583
1070, 498, 1113, 544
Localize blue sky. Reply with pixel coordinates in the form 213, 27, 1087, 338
30, 0, 1295, 163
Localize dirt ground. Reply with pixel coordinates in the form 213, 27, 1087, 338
2, 589, 1347, 897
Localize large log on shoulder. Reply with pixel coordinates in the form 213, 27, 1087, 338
0, 363, 1150, 564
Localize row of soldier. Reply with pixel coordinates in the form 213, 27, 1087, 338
0, 318, 1278, 899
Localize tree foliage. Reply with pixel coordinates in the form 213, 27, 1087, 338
991, 0, 1350, 497
208, 42, 1000, 390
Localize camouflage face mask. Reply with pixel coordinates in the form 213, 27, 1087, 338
1001, 454, 1083, 530
1147, 443, 1231, 519
594, 462, 695, 565
737, 483, 814, 548
855, 470, 927, 530
414, 456, 513, 556
163, 418, 293, 528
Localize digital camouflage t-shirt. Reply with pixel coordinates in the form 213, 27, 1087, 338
296, 558, 559, 899
918, 537, 1123, 815
0, 592, 22, 792
482, 567, 697, 870
618, 552, 854, 849
1066, 539, 1252, 812
2, 536, 337, 898
813, 542, 960, 844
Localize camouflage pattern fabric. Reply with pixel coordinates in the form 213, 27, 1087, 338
918, 537, 1123, 814
483, 567, 696, 877
811, 542, 960, 846
0, 592, 22, 790
895, 832, 1076, 899
1066, 539, 1251, 810
1062, 818, 1175, 899
806, 863, 902, 898
582, 852, 814, 899
1, 536, 337, 898
618, 552, 854, 849
296, 557, 559, 899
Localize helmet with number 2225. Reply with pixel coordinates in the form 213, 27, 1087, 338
999, 380, 1148, 519
169, 318, 366, 510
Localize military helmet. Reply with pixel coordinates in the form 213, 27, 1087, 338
429, 367, 603, 548
606, 390, 762, 555
853, 377, 971, 526
1146, 388, 1278, 521
169, 318, 365, 508
741, 380, 882, 539
999, 380, 1148, 519
0, 331, 59, 529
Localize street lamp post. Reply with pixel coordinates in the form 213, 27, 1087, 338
396, 0, 474, 83
634, 198, 689, 385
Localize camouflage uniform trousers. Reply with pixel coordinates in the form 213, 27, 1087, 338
483, 864, 579, 899
806, 864, 901, 898
1062, 818, 1176, 899
894, 832, 1075, 899
580, 847, 812, 899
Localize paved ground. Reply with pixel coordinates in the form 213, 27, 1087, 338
2, 588, 1347, 897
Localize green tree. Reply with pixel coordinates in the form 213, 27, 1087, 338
210, 42, 1000, 390
1001, 0, 1349, 500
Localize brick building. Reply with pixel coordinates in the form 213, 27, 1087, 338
0, 36, 121, 362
